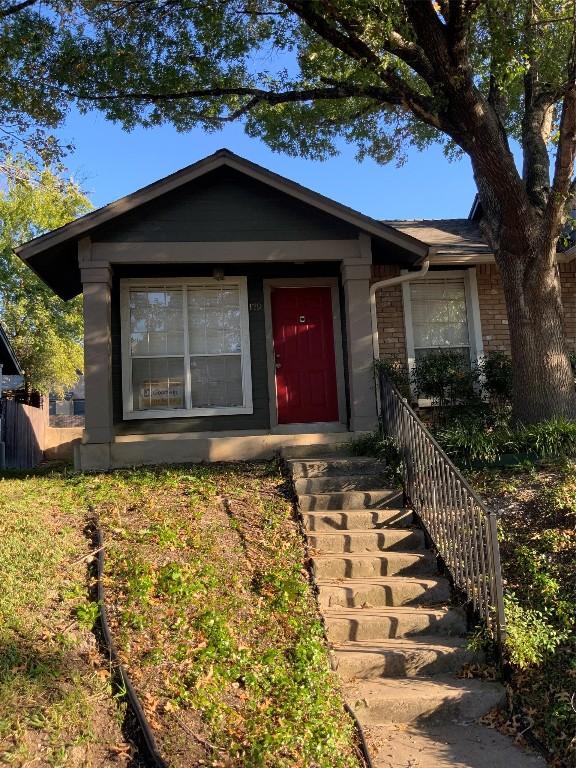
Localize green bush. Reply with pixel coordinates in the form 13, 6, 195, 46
435, 420, 518, 464
519, 418, 576, 458
411, 350, 478, 408
477, 351, 512, 404
435, 417, 576, 465
375, 357, 411, 399
503, 593, 566, 669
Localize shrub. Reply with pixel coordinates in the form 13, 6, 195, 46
476, 351, 512, 405
411, 350, 478, 409
435, 419, 518, 464
503, 593, 566, 669
375, 357, 411, 399
435, 417, 576, 465
519, 418, 576, 458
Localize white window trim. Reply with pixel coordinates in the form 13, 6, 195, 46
402, 267, 484, 402
120, 276, 253, 419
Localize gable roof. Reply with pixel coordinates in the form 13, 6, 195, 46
0, 323, 22, 376
16, 149, 429, 299
383, 219, 492, 259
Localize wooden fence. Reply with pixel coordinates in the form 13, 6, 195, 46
1, 399, 46, 469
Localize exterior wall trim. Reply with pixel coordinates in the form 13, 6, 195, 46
262, 277, 347, 429
90, 240, 364, 264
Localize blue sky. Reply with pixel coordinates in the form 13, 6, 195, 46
57, 106, 478, 220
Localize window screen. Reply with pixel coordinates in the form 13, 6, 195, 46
410, 276, 470, 361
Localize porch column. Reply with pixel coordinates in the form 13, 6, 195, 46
0, 362, 4, 469
81, 263, 114, 445
341, 263, 378, 432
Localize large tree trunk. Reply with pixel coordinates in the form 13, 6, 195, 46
496, 235, 576, 423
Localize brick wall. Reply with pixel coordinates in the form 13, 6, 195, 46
475, 264, 510, 354
475, 262, 576, 355
371, 264, 407, 364
560, 261, 576, 353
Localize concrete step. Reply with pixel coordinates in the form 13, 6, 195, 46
317, 576, 451, 609
289, 456, 383, 479
345, 676, 505, 726
307, 528, 425, 554
312, 551, 437, 579
280, 443, 351, 459
330, 636, 479, 679
368, 723, 546, 768
324, 606, 466, 642
295, 475, 390, 494
299, 489, 403, 511
302, 508, 413, 531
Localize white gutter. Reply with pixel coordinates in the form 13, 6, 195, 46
370, 253, 432, 362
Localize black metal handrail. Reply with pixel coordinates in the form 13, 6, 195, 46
379, 371, 506, 647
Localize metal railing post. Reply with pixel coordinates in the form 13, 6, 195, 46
377, 369, 506, 650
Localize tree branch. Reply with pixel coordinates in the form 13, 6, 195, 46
546, 5, 576, 238
521, 1, 553, 208
0, 0, 38, 18
279, 1, 445, 130
548, 84, 576, 235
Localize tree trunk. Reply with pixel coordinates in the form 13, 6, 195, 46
496, 236, 576, 423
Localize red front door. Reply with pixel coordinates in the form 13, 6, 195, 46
271, 286, 339, 424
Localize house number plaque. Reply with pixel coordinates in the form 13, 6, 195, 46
249, 302, 263, 311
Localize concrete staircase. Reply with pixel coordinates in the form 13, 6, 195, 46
288, 455, 545, 767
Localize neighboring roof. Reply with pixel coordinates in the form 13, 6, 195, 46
0, 323, 22, 376
383, 218, 493, 259
468, 194, 482, 221
16, 149, 429, 299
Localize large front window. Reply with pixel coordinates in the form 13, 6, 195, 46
121, 278, 252, 418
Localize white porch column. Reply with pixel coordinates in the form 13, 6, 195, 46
341, 262, 378, 432
81, 262, 114, 446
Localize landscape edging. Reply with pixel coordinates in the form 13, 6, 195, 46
95, 526, 169, 768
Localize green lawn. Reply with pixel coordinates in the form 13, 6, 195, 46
0, 470, 130, 767
0, 462, 361, 768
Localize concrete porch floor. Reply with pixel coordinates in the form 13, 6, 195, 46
75, 428, 360, 470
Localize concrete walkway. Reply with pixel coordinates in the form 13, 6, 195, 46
288, 455, 546, 768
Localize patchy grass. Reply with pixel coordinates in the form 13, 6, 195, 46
470, 461, 576, 767
90, 461, 361, 768
0, 469, 131, 767
0, 462, 361, 767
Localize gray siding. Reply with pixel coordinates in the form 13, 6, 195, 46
112, 262, 342, 435
95, 167, 358, 243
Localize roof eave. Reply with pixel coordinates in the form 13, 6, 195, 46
16, 149, 429, 263
0, 324, 22, 375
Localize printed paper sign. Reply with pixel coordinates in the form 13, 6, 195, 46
139, 380, 183, 409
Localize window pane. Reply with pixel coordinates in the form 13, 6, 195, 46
132, 357, 185, 410
188, 288, 241, 354
190, 355, 243, 408
129, 289, 184, 355
411, 279, 470, 350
